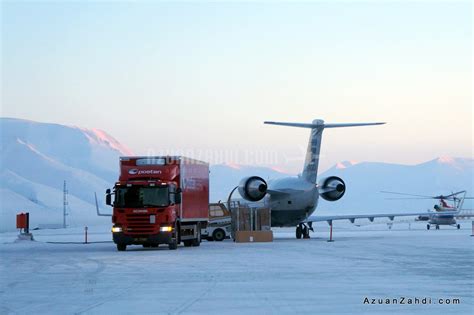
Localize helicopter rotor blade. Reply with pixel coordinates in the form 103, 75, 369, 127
385, 197, 435, 200
380, 191, 437, 198
441, 190, 466, 199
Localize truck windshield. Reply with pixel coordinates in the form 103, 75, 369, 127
115, 186, 169, 208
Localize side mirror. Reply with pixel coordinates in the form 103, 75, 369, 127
105, 189, 112, 206
175, 190, 182, 204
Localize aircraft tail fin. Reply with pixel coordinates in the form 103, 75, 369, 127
264, 119, 385, 183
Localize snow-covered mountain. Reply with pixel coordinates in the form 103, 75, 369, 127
317, 157, 474, 215
0, 118, 133, 231
1, 117, 472, 232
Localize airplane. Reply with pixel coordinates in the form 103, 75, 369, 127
381, 190, 473, 230
235, 119, 459, 239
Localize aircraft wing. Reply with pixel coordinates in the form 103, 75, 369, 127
304, 211, 459, 224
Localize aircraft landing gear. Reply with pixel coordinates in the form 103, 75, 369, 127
427, 224, 430, 230
296, 224, 311, 239
435, 225, 440, 230
457, 224, 460, 230
296, 225, 302, 239
303, 225, 310, 239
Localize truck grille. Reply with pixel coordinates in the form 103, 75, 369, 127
125, 214, 155, 235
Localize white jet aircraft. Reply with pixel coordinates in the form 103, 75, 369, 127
236, 119, 457, 239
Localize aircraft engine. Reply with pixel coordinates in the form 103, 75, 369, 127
238, 176, 268, 202
318, 176, 346, 201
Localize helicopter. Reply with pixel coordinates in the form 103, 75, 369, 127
381, 190, 473, 230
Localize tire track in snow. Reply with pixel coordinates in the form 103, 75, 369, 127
168, 274, 218, 315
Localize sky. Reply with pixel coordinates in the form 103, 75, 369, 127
1, 0, 472, 173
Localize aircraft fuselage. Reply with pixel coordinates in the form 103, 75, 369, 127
266, 177, 319, 227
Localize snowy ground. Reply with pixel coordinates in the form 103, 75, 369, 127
0, 221, 472, 315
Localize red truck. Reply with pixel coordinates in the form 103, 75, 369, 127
106, 156, 209, 251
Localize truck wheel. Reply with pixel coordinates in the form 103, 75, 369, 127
168, 239, 178, 250
117, 244, 126, 251
192, 223, 201, 246
212, 229, 226, 242
183, 240, 193, 247
168, 221, 179, 250
176, 221, 181, 244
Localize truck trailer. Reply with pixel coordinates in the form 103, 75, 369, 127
106, 156, 209, 251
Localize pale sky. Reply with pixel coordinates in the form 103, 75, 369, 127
1, 1, 472, 173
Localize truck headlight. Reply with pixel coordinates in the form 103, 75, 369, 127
112, 226, 123, 233
160, 226, 172, 232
